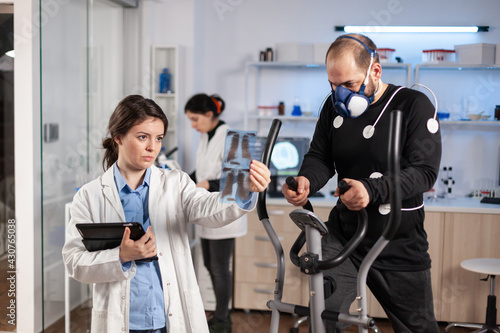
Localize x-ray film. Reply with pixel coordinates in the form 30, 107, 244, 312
220, 130, 258, 204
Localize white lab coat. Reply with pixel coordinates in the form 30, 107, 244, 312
195, 123, 247, 239
62, 165, 255, 332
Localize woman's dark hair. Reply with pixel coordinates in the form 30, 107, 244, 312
184, 93, 225, 117
102, 95, 168, 170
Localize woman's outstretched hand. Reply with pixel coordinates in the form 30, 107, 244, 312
249, 160, 271, 192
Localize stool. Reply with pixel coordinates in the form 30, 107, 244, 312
445, 258, 500, 333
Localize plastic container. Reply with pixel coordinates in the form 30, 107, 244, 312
437, 112, 450, 121
454, 43, 495, 65
377, 48, 396, 63
422, 49, 455, 64
257, 105, 278, 116
159, 68, 172, 93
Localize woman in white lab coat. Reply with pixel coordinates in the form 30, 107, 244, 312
62, 95, 270, 333
185, 94, 245, 332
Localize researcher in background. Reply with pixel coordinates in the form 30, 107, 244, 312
282, 34, 442, 332
63, 95, 271, 333
185, 93, 245, 333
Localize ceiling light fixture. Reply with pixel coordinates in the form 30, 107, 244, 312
5, 50, 14, 58
335, 25, 489, 33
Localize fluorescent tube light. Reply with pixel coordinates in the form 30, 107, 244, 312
335, 26, 489, 33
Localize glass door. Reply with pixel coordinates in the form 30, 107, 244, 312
0, 4, 15, 332
40, 0, 129, 331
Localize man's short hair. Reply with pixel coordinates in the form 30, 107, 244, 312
326, 34, 380, 71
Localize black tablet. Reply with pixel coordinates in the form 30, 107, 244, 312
76, 222, 146, 241
75, 222, 157, 262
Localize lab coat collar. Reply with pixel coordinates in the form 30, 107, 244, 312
101, 164, 165, 223
101, 165, 126, 222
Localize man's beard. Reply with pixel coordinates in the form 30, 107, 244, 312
364, 77, 377, 98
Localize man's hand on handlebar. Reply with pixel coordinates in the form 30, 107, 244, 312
282, 176, 310, 206
334, 178, 369, 211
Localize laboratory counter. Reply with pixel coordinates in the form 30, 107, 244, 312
236, 195, 500, 323
264, 195, 500, 214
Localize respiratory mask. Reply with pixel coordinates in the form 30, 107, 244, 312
330, 36, 377, 118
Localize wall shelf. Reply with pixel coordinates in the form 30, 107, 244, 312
415, 63, 500, 82
244, 61, 412, 132
248, 114, 319, 121
153, 92, 176, 98
440, 120, 500, 126
150, 45, 182, 162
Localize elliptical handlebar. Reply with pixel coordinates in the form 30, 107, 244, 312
384, 110, 403, 240
285, 176, 314, 212
286, 176, 369, 272
257, 119, 282, 220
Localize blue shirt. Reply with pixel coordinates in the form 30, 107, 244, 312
114, 164, 166, 330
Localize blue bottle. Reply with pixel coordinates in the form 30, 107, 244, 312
159, 68, 172, 93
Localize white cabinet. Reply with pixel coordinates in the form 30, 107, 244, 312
150, 45, 182, 161
244, 61, 412, 136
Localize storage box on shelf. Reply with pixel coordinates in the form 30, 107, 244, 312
313, 42, 330, 64
275, 42, 314, 63
150, 45, 182, 162
496, 44, 500, 65
454, 43, 496, 65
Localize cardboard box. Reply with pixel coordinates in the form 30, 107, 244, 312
313, 43, 331, 64
454, 43, 496, 65
276, 42, 313, 63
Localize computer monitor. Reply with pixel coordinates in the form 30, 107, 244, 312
255, 136, 310, 195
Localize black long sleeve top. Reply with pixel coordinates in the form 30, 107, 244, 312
299, 84, 442, 271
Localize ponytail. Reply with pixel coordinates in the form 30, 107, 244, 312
102, 137, 119, 171
184, 93, 225, 117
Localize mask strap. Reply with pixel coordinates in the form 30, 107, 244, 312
362, 54, 374, 88
374, 80, 383, 97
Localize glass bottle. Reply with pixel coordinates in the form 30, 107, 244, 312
278, 101, 285, 115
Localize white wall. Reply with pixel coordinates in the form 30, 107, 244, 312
135, 0, 196, 170
143, 0, 500, 197
15, 0, 43, 331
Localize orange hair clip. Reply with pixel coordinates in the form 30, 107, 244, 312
211, 97, 221, 114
